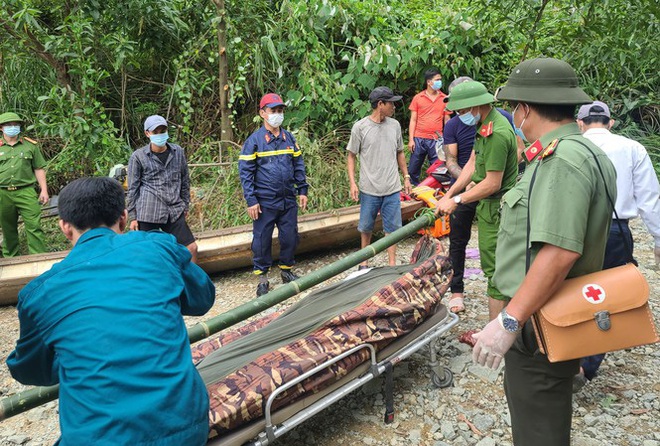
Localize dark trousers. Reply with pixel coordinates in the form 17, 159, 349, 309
448, 201, 477, 293
408, 137, 439, 185
581, 219, 635, 379
251, 205, 298, 273
505, 321, 579, 445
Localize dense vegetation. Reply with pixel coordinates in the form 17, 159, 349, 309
1, 0, 658, 233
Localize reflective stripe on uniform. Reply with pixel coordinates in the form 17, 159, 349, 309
238, 148, 301, 161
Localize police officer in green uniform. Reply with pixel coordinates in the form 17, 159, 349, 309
0, 112, 49, 257
471, 58, 617, 445
436, 81, 518, 321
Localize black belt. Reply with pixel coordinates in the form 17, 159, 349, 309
0, 184, 31, 191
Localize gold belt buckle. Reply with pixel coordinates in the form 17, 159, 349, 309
6, 186, 17, 191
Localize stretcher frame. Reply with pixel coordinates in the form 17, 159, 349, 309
208, 304, 459, 446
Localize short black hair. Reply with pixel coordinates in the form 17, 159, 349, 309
58, 177, 125, 231
512, 103, 576, 122
581, 115, 610, 126
424, 69, 440, 82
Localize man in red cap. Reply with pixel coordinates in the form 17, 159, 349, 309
239, 93, 308, 296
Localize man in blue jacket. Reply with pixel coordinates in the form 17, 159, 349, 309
7, 177, 215, 446
239, 93, 308, 296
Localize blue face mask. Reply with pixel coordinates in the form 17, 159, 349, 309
459, 111, 480, 127
431, 80, 443, 91
2, 125, 20, 137
513, 105, 528, 142
149, 133, 169, 147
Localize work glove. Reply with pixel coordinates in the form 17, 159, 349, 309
472, 318, 518, 369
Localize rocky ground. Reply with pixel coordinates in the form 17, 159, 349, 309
0, 220, 659, 446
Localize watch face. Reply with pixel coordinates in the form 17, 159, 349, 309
503, 316, 518, 332
454, 196, 461, 203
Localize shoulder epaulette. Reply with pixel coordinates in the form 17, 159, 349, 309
478, 121, 494, 138
23, 136, 38, 144
541, 139, 559, 159
524, 139, 544, 163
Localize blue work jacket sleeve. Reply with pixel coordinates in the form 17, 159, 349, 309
290, 134, 309, 196
164, 239, 215, 316
238, 135, 259, 207
6, 306, 59, 386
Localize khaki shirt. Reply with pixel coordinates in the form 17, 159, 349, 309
0, 137, 46, 188
492, 123, 617, 299
471, 107, 518, 196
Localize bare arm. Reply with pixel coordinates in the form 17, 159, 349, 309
34, 169, 49, 204
444, 143, 462, 179
459, 170, 504, 204
347, 151, 359, 201
408, 111, 418, 151
397, 150, 412, 195
444, 150, 476, 199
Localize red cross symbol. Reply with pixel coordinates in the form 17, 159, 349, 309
582, 284, 606, 304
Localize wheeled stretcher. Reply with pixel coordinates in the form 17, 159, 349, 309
193, 236, 457, 445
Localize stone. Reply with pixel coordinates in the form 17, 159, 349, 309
475, 438, 497, 446
472, 414, 495, 432
6, 436, 30, 445
468, 363, 503, 383
409, 429, 422, 442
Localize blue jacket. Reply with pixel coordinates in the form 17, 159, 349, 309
239, 126, 308, 210
7, 228, 215, 446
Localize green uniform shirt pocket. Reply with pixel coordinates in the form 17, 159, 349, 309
499, 188, 525, 236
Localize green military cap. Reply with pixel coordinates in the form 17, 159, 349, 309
496, 57, 591, 105
0, 112, 23, 125
444, 81, 495, 111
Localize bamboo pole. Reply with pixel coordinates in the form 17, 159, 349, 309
0, 211, 436, 421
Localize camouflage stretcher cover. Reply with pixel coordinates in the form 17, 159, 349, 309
192, 236, 451, 437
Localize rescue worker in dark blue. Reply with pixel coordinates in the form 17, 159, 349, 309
239, 93, 308, 297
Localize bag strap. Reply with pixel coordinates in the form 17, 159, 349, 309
524, 137, 630, 274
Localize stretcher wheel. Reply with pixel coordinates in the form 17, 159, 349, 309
431, 367, 453, 388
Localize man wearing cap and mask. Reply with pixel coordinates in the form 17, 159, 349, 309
239, 93, 308, 297
573, 100, 660, 388
0, 112, 49, 257
127, 115, 198, 262
470, 58, 616, 445
347, 86, 412, 269
435, 81, 518, 321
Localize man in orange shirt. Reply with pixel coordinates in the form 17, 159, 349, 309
407, 68, 450, 185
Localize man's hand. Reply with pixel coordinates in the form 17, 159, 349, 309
129, 220, 139, 231
472, 318, 518, 369
38, 190, 49, 205
247, 203, 261, 220
403, 177, 412, 195
654, 246, 660, 268
434, 196, 458, 216
408, 140, 415, 152
299, 195, 308, 212
350, 182, 359, 202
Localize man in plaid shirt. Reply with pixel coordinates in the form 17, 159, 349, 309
127, 115, 198, 263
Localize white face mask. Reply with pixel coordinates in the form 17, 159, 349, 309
266, 113, 284, 128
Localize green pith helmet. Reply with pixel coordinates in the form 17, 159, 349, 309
444, 81, 495, 111
0, 112, 23, 125
496, 57, 591, 105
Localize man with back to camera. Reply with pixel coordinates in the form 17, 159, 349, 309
471, 57, 616, 445
435, 80, 518, 321
573, 100, 660, 389
407, 68, 451, 185
7, 176, 216, 445
347, 86, 412, 269
239, 93, 308, 297
127, 114, 199, 263
0, 111, 49, 257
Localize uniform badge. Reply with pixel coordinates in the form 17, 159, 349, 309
542, 139, 559, 159
524, 139, 544, 163
479, 121, 494, 137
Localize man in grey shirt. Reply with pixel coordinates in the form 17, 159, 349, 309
127, 115, 198, 263
347, 86, 412, 269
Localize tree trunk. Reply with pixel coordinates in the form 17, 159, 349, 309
212, 0, 234, 156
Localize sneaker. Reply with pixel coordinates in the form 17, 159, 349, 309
256, 281, 269, 297
572, 373, 588, 393
280, 270, 299, 283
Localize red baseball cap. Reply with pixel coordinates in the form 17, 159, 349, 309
259, 93, 286, 109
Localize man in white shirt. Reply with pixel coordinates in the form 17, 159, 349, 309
576, 100, 660, 386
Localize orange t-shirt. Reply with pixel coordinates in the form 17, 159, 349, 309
408, 90, 449, 139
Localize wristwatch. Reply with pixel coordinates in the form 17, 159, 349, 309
453, 195, 462, 204
499, 308, 522, 333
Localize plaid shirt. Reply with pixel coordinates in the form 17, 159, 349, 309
127, 143, 190, 224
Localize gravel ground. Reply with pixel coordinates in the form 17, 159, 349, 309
1, 220, 659, 446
